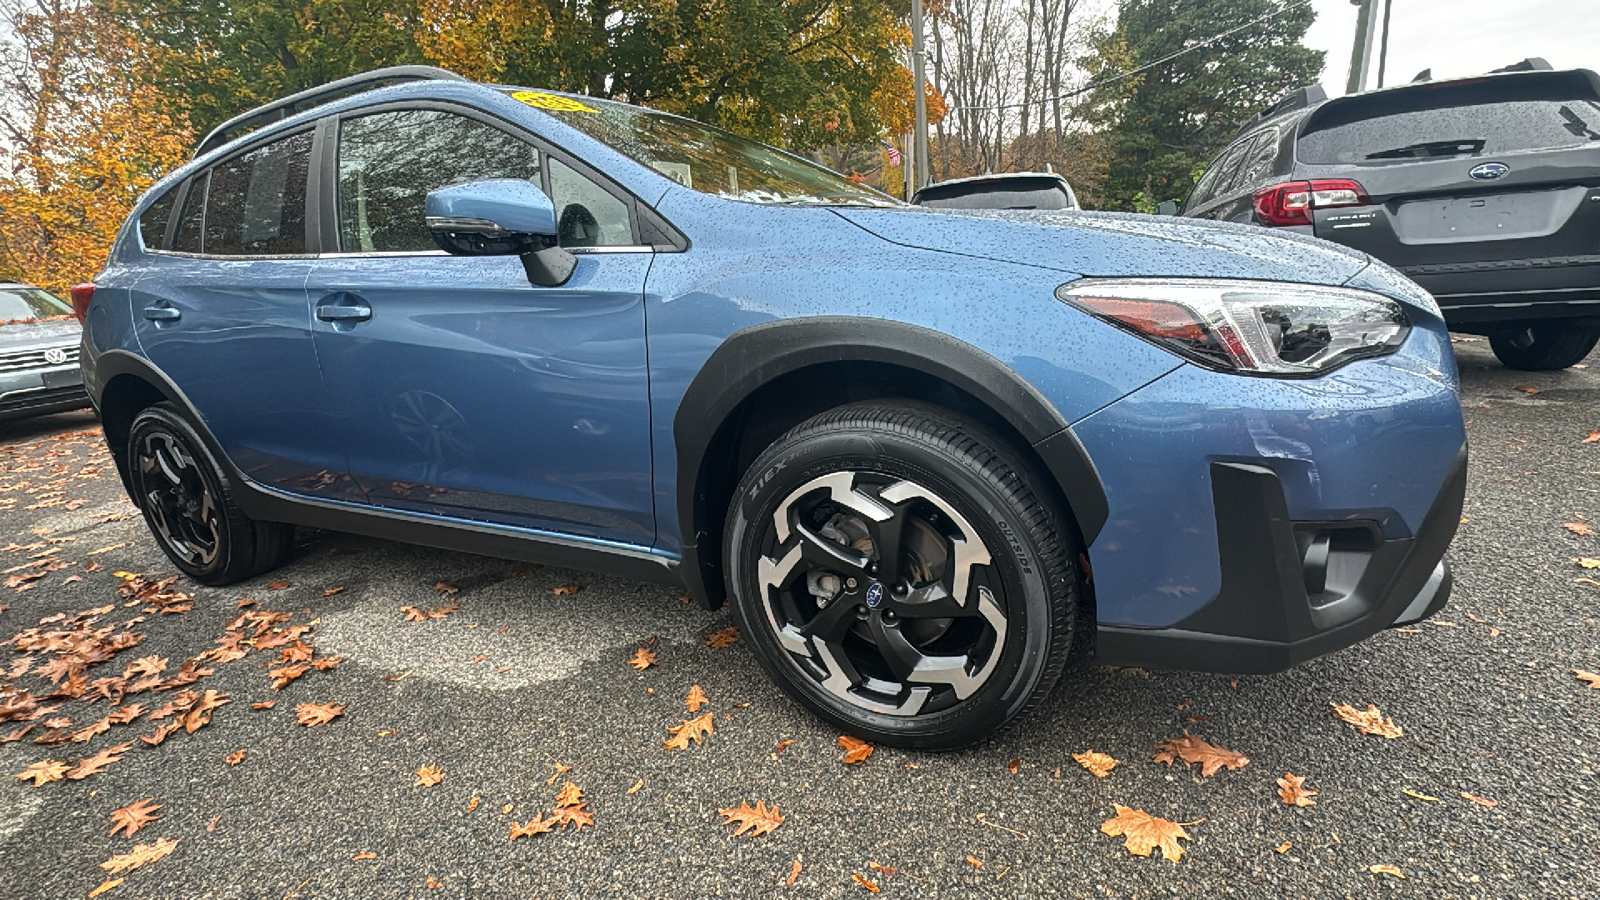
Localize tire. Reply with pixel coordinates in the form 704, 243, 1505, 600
1488, 324, 1600, 371
724, 401, 1080, 750
127, 402, 293, 585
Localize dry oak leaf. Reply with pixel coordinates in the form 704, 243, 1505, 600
851, 873, 881, 893
664, 712, 714, 750
1153, 733, 1250, 777
1566, 522, 1592, 535
1274, 840, 1293, 854
1577, 558, 1600, 569
554, 781, 584, 808
87, 879, 123, 898
15, 759, 70, 786
352, 851, 377, 860
509, 815, 556, 840
1575, 670, 1600, 689
549, 803, 595, 831
251, 701, 276, 710
1073, 750, 1119, 778
1369, 864, 1405, 878
719, 800, 785, 836
1100, 805, 1192, 864
295, 702, 345, 727
109, 798, 161, 837
627, 647, 658, 670
69, 742, 133, 780
426, 876, 443, 889
266, 580, 291, 590
100, 837, 179, 874
704, 626, 740, 648
1331, 702, 1403, 738
184, 690, 230, 733
415, 765, 444, 787
552, 583, 581, 596
1277, 772, 1318, 807
838, 735, 874, 765
685, 684, 708, 712
1584, 430, 1600, 443
225, 750, 245, 766
787, 857, 802, 886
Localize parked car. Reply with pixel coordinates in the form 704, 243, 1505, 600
912, 171, 1080, 211
78, 66, 1466, 749
1176, 60, 1600, 370
0, 282, 90, 421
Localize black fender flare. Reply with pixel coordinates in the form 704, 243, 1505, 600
673, 316, 1108, 608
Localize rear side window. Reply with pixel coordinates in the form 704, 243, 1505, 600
1190, 143, 1246, 208
336, 109, 542, 253
138, 187, 178, 250
1234, 129, 1280, 189
172, 174, 206, 253
1298, 75, 1600, 164
202, 131, 313, 256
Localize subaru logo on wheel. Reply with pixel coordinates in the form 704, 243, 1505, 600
865, 583, 884, 608
43, 348, 67, 365
1469, 162, 1510, 181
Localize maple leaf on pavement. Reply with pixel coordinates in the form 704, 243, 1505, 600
100, 837, 179, 874
685, 685, 708, 712
627, 647, 658, 670
415, 765, 444, 787
296, 702, 346, 726
549, 803, 595, 831
69, 742, 133, 779
704, 626, 740, 648
1153, 734, 1249, 777
15, 759, 70, 786
1277, 772, 1318, 807
1100, 805, 1191, 863
719, 800, 785, 836
837, 735, 874, 764
109, 798, 162, 837
554, 782, 584, 808
663, 712, 714, 750
1576, 670, 1600, 689
1072, 750, 1119, 778
1331, 702, 1403, 738
509, 815, 556, 840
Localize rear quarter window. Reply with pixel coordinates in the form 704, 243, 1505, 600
138, 187, 178, 250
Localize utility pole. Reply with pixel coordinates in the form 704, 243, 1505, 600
1376, 0, 1393, 88
1345, 0, 1383, 94
911, 0, 931, 191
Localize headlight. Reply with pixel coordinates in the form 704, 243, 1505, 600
1056, 278, 1410, 376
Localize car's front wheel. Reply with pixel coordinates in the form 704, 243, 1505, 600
1488, 323, 1600, 371
724, 402, 1080, 750
127, 402, 293, 585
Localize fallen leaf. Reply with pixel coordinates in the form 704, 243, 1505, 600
251, 701, 275, 710
69, 743, 132, 780
295, 702, 345, 726
225, 750, 245, 766
1007, 758, 1021, 774
415, 765, 444, 787
544, 761, 571, 786
1277, 772, 1317, 807
787, 857, 802, 886
868, 862, 896, 876
1517, 385, 1540, 394
704, 626, 740, 648
467, 796, 480, 812
838, 735, 874, 765
110, 798, 161, 837
1369, 864, 1405, 878
685, 684, 708, 712
966, 855, 984, 868
206, 816, 219, 833
1584, 430, 1600, 443
549, 803, 595, 831
87, 878, 123, 897
664, 713, 714, 750
552, 583, 580, 596
426, 876, 442, 889
1153, 733, 1250, 776
554, 781, 584, 808
851, 873, 880, 893
1402, 788, 1441, 802
1072, 750, 1119, 778
1274, 840, 1292, 854
1577, 558, 1600, 569
1332, 702, 1403, 738
627, 780, 643, 794
100, 838, 179, 874
15, 759, 70, 786
183, 690, 229, 733
1566, 522, 1592, 535
509, 815, 556, 839
1460, 791, 1499, 808
352, 851, 377, 860
322, 587, 345, 597
774, 739, 794, 753
433, 582, 459, 595
266, 580, 291, 590
1575, 670, 1600, 689
1100, 805, 1192, 863
719, 800, 785, 836
627, 647, 658, 670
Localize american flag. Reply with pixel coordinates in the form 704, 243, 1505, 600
881, 140, 902, 167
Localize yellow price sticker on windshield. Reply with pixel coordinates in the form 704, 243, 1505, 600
511, 91, 598, 114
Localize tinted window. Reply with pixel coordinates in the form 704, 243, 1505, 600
138, 187, 178, 250
172, 174, 206, 253
548, 157, 632, 247
337, 109, 543, 253
203, 131, 312, 256
1190, 143, 1245, 208
0, 286, 72, 320
915, 179, 1075, 210
1208, 140, 1257, 199
1235, 129, 1280, 189
1298, 78, 1600, 164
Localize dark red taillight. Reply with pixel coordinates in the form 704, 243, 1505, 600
1251, 179, 1369, 227
68, 283, 95, 322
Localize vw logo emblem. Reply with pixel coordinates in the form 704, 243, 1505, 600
865, 583, 884, 608
43, 348, 67, 365
1469, 162, 1510, 181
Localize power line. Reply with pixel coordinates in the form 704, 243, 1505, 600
945, 0, 1312, 113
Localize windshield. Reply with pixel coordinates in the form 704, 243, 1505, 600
0, 286, 72, 322
502, 90, 899, 207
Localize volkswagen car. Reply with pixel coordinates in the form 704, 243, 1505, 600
0, 282, 90, 421
77, 66, 1467, 748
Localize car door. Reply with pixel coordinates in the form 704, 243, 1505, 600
130, 129, 357, 499
303, 105, 657, 546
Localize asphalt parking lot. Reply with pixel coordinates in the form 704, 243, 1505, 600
1, 338, 1597, 899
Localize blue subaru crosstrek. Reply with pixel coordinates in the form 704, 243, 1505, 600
76, 66, 1467, 749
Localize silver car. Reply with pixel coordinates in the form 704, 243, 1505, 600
0, 283, 90, 421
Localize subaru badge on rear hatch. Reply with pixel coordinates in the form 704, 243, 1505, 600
1469, 162, 1510, 181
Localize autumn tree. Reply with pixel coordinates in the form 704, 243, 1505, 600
0, 0, 191, 293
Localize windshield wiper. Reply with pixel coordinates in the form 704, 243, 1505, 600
1365, 139, 1486, 160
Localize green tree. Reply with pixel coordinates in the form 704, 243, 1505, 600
1085, 0, 1323, 211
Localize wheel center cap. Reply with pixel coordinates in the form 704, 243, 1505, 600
864, 583, 884, 608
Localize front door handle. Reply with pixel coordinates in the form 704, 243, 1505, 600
141, 306, 180, 321
315, 295, 372, 323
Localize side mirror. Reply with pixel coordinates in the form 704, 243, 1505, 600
424, 179, 575, 287
1155, 199, 1180, 216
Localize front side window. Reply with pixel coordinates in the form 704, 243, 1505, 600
548, 157, 632, 247
203, 131, 313, 256
336, 109, 543, 253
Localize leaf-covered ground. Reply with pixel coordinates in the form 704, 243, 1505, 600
1, 338, 1598, 898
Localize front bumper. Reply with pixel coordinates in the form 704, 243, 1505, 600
1095, 443, 1465, 674
0, 366, 89, 422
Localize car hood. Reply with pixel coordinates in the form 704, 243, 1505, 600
832, 207, 1372, 286
0, 319, 81, 352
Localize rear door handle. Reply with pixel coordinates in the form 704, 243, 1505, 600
141, 306, 180, 321
315, 296, 372, 323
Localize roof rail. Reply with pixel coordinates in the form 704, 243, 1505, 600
194, 65, 470, 157
1488, 57, 1553, 74
1233, 84, 1328, 138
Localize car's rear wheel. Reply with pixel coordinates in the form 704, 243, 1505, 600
724, 402, 1080, 750
1488, 323, 1600, 371
128, 402, 293, 585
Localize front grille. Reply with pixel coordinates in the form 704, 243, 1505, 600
0, 346, 80, 373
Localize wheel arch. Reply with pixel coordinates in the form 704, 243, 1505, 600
93, 350, 199, 495
674, 317, 1108, 610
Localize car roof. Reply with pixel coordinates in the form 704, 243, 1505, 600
918, 172, 1072, 191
